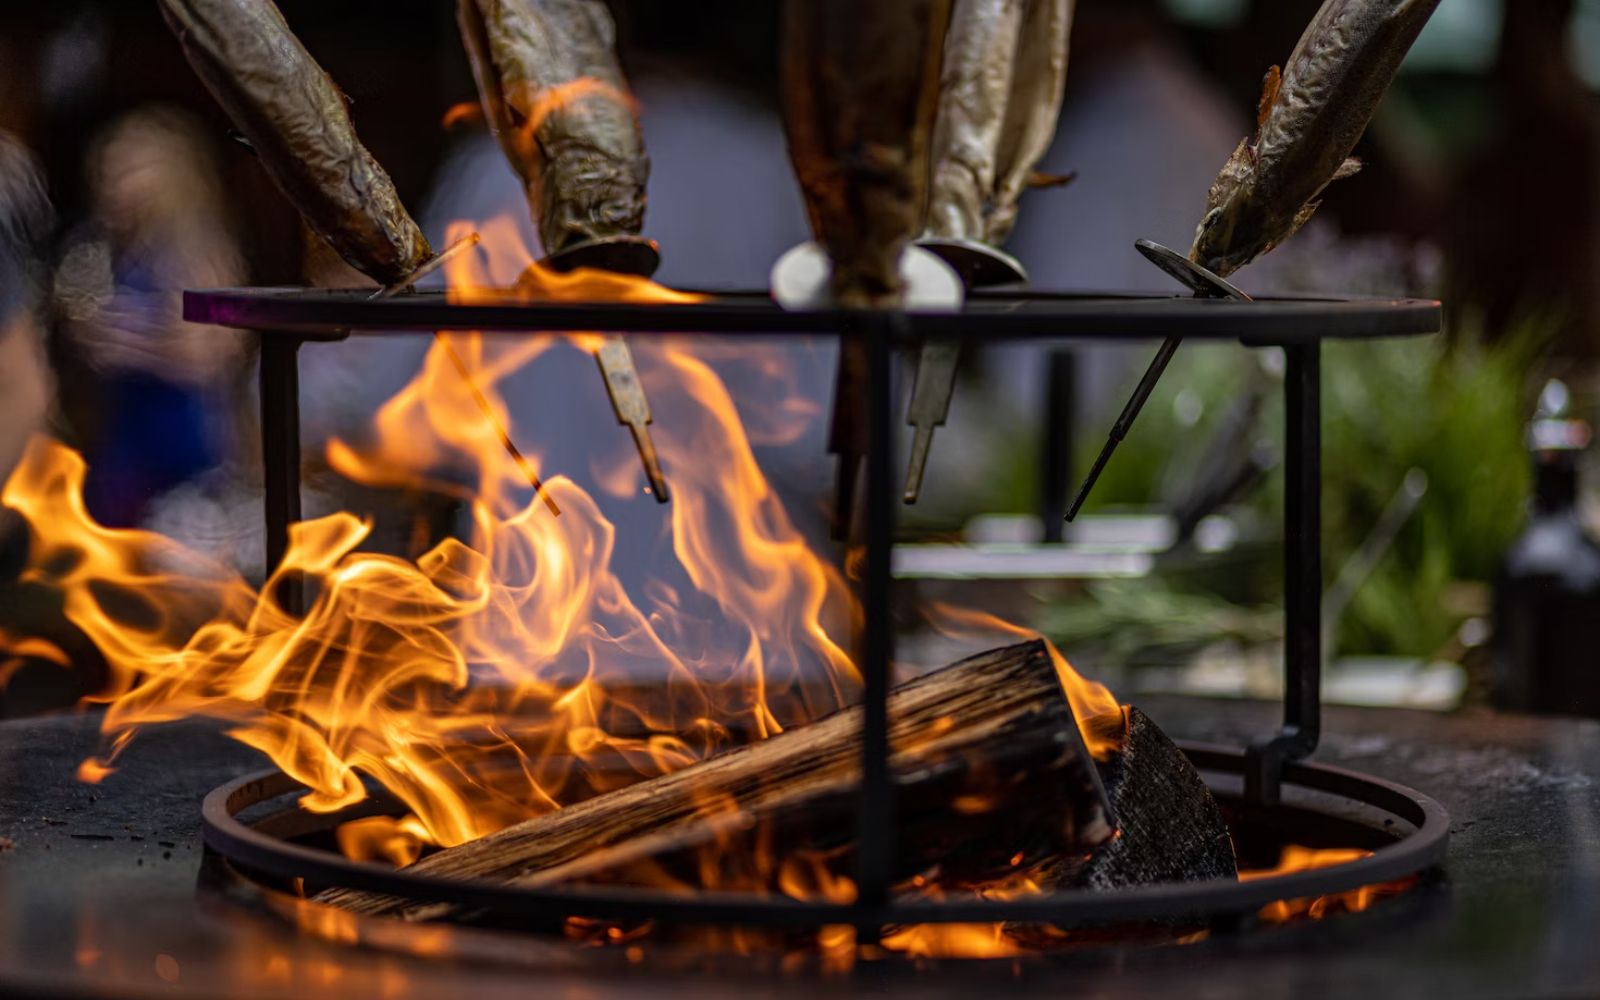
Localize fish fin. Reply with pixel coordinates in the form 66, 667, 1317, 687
1274, 199, 1325, 253
1253, 66, 1282, 143
1028, 169, 1078, 190
1333, 156, 1363, 182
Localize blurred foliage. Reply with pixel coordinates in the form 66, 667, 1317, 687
1320, 317, 1546, 656
1037, 579, 1279, 669
1054, 318, 1548, 661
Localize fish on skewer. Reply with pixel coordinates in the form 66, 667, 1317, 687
157, 0, 431, 286
907, 0, 1076, 504
159, 0, 558, 513
1067, 0, 1444, 521
458, 0, 669, 503
780, 0, 955, 534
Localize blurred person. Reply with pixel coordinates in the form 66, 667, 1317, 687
0, 130, 54, 494
54, 106, 248, 527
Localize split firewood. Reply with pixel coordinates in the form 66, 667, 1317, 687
1035, 705, 1236, 892
317, 640, 1114, 921
157, 0, 431, 285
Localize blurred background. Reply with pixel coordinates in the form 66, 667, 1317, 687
2, 0, 1598, 719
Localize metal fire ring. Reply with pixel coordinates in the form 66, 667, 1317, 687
201, 742, 1451, 934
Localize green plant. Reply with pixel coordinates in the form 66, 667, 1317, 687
1051, 318, 1547, 661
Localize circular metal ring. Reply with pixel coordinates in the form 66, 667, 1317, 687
202, 743, 1450, 932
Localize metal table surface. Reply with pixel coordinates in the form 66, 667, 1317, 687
1, 698, 1594, 1000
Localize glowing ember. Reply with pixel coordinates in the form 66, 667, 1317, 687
1240, 846, 1418, 924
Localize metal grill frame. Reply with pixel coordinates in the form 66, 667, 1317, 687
184, 286, 1447, 938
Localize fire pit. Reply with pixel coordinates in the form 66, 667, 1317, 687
176, 285, 1448, 942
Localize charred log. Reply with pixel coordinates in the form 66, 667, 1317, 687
317, 640, 1113, 921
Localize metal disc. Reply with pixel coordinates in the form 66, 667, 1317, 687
769, 242, 964, 312
917, 238, 1029, 289
1136, 239, 1251, 301
543, 236, 662, 278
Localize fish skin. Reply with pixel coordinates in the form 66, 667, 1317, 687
1190, 0, 1443, 277
158, 0, 431, 285
782, 0, 954, 307
924, 0, 1074, 246
926, 0, 1026, 244
986, 0, 1074, 246
458, 0, 649, 256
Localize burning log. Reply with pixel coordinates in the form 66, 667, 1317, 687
317, 640, 1115, 920
1035, 706, 1236, 893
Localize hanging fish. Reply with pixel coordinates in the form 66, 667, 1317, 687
781, 0, 954, 307
157, 0, 431, 285
457, 0, 668, 502
457, 0, 650, 264
909, 0, 1076, 503
1191, 0, 1444, 276
1071, 0, 1445, 520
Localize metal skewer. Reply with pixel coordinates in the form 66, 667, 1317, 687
1064, 239, 1251, 522
905, 238, 1028, 504
544, 235, 670, 504
372, 233, 562, 517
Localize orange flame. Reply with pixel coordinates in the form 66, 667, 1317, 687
335, 816, 432, 869
1240, 846, 1418, 924
0, 211, 876, 852
924, 603, 1124, 759
0, 194, 1132, 961
441, 102, 483, 129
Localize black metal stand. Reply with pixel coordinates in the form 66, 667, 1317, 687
1246, 342, 1322, 805
855, 315, 899, 939
202, 285, 1444, 936
1041, 350, 1076, 541
258, 334, 304, 616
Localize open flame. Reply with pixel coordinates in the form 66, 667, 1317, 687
0, 210, 1105, 871
1240, 846, 1418, 924
0, 206, 1416, 958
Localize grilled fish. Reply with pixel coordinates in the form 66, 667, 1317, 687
457, 0, 648, 258
1071, 0, 1444, 522
158, 0, 430, 285
458, 0, 669, 503
908, 0, 1073, 503
1191, 0, 1443, 276
983, 0, 1075, 246
782, 0, 954, 307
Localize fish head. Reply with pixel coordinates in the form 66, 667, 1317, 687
1188, 138, 1259, 278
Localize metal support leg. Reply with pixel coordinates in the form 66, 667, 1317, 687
1041, 349, 1077, 542
259, 334, 304, 616
1246, 342, 1321, 805
855, 315, 899, 944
